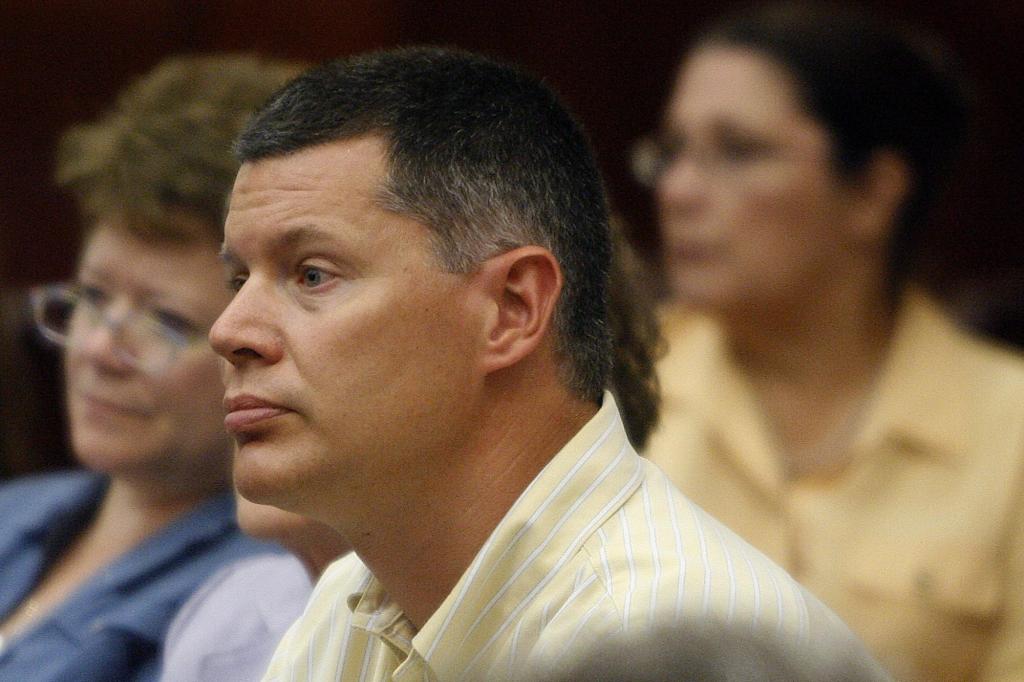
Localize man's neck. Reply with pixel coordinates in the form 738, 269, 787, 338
345, 381, 597, 629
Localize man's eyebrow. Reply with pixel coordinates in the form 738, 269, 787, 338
219, 224, 341, 266
275, 224, 339, 249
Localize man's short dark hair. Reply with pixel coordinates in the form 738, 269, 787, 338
236, 46, 613, 402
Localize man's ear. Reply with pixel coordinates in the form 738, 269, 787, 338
848, 149, 913, 244
474, 246, 562, 375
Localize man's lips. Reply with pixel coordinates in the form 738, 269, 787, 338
223, 394, 290, 432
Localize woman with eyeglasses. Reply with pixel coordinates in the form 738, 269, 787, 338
640, 4, 1024, 681
0, 55, 300, 681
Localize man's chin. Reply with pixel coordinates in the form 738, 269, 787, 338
232, 448, 299, 511
234, 471, 283, 507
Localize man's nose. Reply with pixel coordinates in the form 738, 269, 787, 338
209, 278, 281, 366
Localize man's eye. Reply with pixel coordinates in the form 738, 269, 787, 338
299, 266, 331, 288
227, 274, 248, 292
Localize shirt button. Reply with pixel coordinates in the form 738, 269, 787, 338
914, 571, 933, 596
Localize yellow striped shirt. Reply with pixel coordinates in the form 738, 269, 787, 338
263, 394, 886, 681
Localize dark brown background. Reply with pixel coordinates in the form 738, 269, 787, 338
3, 1, 1021, 297
0, 0, 1021, 476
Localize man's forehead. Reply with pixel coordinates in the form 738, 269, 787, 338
235, 136, 389, 186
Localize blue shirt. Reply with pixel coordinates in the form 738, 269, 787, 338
0, 470, 277, 682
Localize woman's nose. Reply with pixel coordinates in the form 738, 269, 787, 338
657, 153, 709, 213
73, 303, 137, 373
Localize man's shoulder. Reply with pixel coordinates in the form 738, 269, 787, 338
542, 462, 888, 676
578, 461, 864, 642
257, 552, 367, 680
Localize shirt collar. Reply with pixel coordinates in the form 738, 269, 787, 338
1, 471, 106, 544
50, 492, 242, 641
348, 578, 418, 665
97, 493, 240, 590
0, 471, 107, 618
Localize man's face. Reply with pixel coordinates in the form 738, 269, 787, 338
210, 136, 485, 522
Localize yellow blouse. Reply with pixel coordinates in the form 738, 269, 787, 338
644, 291, 1024, 682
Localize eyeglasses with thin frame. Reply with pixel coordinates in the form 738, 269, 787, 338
30, 283, 207, 375
630, 130, 812, 188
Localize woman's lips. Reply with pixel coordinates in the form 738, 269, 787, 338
76, 391, 152, 417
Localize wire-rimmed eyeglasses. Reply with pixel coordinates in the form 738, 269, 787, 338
631, 131, 823, 188
29, 283, 206, 375
630, 135, 673, 189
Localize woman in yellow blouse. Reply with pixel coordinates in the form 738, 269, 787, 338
638, 4, 1024, 681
